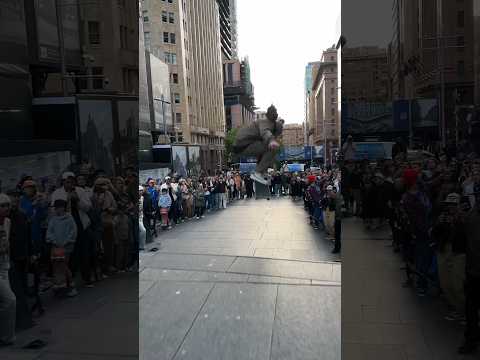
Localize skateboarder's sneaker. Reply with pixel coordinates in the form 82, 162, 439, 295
250, 172, 268, 185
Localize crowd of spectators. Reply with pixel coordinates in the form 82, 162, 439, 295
0, 165, 139, 347
341, 144, 480, 354
139, 167, 343, 254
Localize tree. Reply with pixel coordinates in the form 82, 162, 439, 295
224, 128, 239, 165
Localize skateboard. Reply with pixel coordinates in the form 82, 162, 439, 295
253, 180, 271, 200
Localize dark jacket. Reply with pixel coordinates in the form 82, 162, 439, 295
233, 118, 283, 151
9, 209, 32, 261
142, 192, 154, 218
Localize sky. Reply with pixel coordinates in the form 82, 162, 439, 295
237, 0, 341, 124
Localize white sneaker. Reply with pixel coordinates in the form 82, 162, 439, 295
250, 172, 268, 185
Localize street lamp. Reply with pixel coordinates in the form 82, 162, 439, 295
154, 95, 171, 143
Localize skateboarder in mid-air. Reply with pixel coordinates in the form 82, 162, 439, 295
232, 105, 283, 185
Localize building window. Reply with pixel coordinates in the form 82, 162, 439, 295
142, 10, 149, 22
174, 93, 180, 104
144, 31, 151, 49
92, 67, 103, 89
331, 98, 336, 103
172, 73, 178, 83
168, 0, 173, 3
169, 12, 174, 23
88, 21, 100, 45
171, 53, 177, 64
176, 113, 182, 123
457, 11, 464, 27
170, 33, 176, 44
331, 109, 335, 115
162, 11, 167, 22
163, 32, 169, 43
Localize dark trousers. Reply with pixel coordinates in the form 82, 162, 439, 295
129, 214, 139, 267
464, 274, 480, 342
334, 219, 342, 251
195, 206, 205, 218
69, 229, 93, 283
9, 260, 32, 329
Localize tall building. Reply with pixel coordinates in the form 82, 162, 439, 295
229, 0, 238, 59
390, 0, 475, 145
311, 47, 339, 164
223, 58, 255, 131
281, 124, 304, 147
217, 0, 237, 60
342, 46, 390, 103
142, 0, 226, 173
79, 0, 139, 94
305, 62, 322, 145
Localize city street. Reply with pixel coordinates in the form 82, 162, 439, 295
342, 218, 475, 360
140, 197, 341, 360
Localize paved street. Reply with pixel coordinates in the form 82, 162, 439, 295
2, 273, 138, 360
342, 218, 475, 360
140, 197, 341, 360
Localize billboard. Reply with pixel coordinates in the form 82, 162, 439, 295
304, 145, 324, 160
353, 142, 393, 160
412, 99, 439, 128
78, 99, 115, 175
343, 100, 439, 137
172, 145, 187, 178
117, 100, 138, 170
187, 146, 201, 176
342, 102, 394, 135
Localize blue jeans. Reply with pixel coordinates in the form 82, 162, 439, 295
206, 194, 212, 210
0, 267, 16, 344
313, 206, 323, 228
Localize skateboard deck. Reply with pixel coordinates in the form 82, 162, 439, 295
253, 180, 271, 200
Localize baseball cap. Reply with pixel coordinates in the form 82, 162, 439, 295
62, 171, 76, 180
0, 193, 11, 205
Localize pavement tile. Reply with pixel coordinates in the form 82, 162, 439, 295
143, 253, 236, 272
247, 275, 311, 285
172, 283, 277, 360
271, 285, 341, 360
228, 257, 334, 281
139, 280, 155, 298
140, 281, 214, 360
